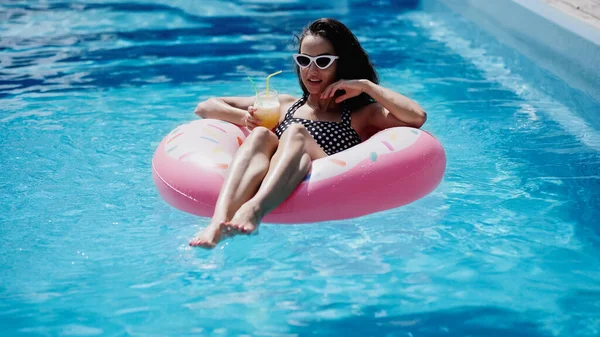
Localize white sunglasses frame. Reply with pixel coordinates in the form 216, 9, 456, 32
293, 54, 339, 70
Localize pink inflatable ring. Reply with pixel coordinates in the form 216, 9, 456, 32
152, 119, 446, 223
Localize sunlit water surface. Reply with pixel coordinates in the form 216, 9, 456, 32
1, 1, 599, 336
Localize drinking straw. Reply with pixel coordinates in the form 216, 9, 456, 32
265, 70, 282, 97
247, 76, 260, 105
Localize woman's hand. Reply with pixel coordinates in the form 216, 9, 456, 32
244, 106, 262, 130
321, 79, 370, 103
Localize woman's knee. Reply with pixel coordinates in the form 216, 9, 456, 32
298, 152, 312, 173
245, 127, 278, 150
280, 124, 308, 143
280, 124, 327, 160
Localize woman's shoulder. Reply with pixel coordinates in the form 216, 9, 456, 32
279, 94, 298, 104
278, 94, 300, 120
350, 98, 380, 118
350, 100, 381, 132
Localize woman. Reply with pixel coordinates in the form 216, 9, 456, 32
190, 18, 427, 248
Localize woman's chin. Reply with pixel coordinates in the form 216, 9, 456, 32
306, 86, 326, 96
304, 81, 326, 96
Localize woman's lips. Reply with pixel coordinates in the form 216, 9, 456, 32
306, 78, 322, 87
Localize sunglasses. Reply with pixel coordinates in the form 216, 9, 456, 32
293, 54, 339, 70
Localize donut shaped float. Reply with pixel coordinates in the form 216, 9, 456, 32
152, 119, 446, 223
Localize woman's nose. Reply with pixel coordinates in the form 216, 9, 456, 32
307, 61, 320, 73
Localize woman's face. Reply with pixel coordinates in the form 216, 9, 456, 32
298, 34, 337, 95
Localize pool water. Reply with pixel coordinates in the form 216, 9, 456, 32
1, 1, 600, 336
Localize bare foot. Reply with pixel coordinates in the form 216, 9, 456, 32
224, 203, 263, 235
189, 222, 227, 248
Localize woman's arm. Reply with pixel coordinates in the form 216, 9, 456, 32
194, 94, 297, 127
194, 96, 255, 126
362, 80, 427, 129
322, 79, 427, 129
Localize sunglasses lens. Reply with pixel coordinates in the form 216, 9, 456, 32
316, 57, 332, 68
296, 55, 311, 67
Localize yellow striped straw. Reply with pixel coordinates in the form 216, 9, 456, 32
265, 70, 282, 97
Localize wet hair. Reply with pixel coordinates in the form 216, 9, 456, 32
295, 18, 378, 111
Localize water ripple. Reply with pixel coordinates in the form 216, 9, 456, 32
1, 1, 600, 336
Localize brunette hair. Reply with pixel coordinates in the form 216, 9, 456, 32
295, 18, 378, 110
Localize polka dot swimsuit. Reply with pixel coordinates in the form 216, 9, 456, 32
274, 94, 362, 156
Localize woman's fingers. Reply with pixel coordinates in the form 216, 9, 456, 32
321, 81, 340, 99
335, 92, 352, 103
245, 111, 261, 122
246, 120, 258, 130
321, 80, 363, 101
245, 111, 261, 130
320, 82, 333, 99
329, 83, 344, 98
320, 85, 331, 99
248, 106, 257, 116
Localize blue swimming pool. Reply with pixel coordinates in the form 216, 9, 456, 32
1, 1, 599, 336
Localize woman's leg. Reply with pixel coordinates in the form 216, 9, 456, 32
189, 127, 279, 248
225, 124, 328, 233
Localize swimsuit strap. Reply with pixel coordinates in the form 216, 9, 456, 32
341, 106, 353, 126
286, 93, 352, 126
285, 93, 308, 119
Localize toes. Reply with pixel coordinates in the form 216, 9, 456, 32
216, 222, 258, 236
222, 229, 234, 238
223, 222, 236, 233
189, 240, 216, 248
240, 225, 257, 235
224, 222, 245, 234
189, 236, 218, 248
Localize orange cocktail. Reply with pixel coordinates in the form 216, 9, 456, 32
254, 89, 280, 130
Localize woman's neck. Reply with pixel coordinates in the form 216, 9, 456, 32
306, 93, 339, 114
